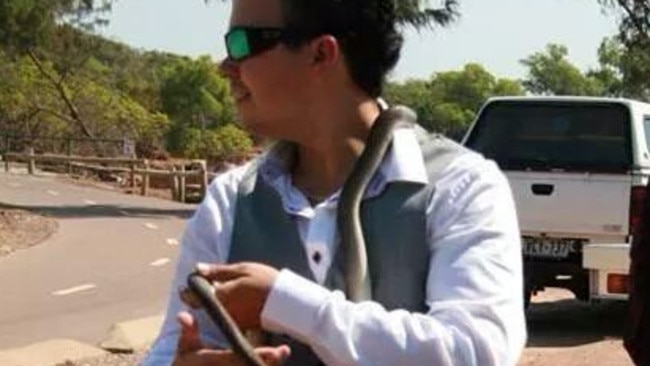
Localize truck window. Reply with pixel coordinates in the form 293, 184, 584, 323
465, 101, 632, 172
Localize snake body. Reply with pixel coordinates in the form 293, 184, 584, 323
187, 105, 415, 365
337, 105, 416, 302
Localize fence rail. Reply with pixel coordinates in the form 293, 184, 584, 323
1, 134, 132, 157
2, 149, 212, 203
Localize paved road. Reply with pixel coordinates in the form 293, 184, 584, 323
0, 171, 195, 349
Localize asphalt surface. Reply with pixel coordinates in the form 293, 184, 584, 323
0, 170, 195, 350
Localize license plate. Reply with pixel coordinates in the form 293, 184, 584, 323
522, 237, 581, 259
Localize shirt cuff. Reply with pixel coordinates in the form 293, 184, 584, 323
261, 269, 331, 344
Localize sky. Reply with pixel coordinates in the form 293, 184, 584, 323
100, 0, 621, 82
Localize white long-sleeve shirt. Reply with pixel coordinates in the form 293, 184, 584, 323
142, 127, 527, 366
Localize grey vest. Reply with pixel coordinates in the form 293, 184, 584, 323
229, 128, 468, 365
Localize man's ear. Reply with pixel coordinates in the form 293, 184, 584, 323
310, 35, 340, 66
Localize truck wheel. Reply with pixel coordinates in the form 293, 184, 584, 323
524, 287, 533, 309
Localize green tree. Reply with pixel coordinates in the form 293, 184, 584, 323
160, 56, 234, 128
586, 37, 625, 96
598, 1, 650, 100
596, 37, 650, 100
160, 56, 236, 154
178, 125, 252, 162
523, 40, 650, 101
0, 1, 179, 156
0, 0, 112, 54
393, 0, 459, 28
0, 51, 64, 139
598, 0, 649, 44
520, 44, 605, 96
0, 46, 170, 156
386, 63, 523, 139
385, 79, 435, 127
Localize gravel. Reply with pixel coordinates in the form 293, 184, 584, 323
0, 207, 57, 256
54, 350, 147, 366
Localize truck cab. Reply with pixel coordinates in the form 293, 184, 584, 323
462, 96, 650, 306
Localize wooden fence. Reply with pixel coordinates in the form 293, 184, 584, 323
2, 149, 213, 203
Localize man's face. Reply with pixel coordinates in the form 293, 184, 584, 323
221, 0, 313, 140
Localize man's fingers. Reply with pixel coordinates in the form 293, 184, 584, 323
196, 262, 248, 282
176, 311, 203, 355
179, 287, 204, 309
179, 346, 290, 366
257, 345, 292, 366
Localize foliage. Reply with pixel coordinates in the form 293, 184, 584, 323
0, 51, 64, 137
385, 63, 523, 139
0, 0, 113, 54
159, 56, 236, 155
520, 44, 606, 96
160, 56, 234, 129
520, 40, 650, 101
598, 0, 649, 45
0, 47, 170, 155
394, 0, 459, 29
178, 125, 253, 162
0, 0, 206, 157
597, 0, 650, 100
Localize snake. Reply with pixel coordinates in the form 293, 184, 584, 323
186, 105, 416, 366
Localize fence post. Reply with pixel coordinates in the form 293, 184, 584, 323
179, 164, 186, 203
170, 165, 179, 201
66, 139, 73, 175
130, 162, 137, 193
141, 159, 150, 197
199, 160, 208, 200
4, 154, 9, 172
28, 147, 35, 175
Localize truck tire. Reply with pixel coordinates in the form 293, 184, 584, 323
524, 286, 533, 309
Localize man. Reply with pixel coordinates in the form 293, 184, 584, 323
625, 179, 650, 365
142, 0, 527, 365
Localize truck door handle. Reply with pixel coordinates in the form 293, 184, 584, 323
531, 184, 554, 196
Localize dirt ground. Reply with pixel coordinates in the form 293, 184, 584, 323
0, 207, 57, 257
520, 288, 632, 366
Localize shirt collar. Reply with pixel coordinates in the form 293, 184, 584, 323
380, 126, 428, 185
259, 125, 428, 189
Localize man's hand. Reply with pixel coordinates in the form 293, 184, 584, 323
172, 311, 290, 366
188, 262, 280, 330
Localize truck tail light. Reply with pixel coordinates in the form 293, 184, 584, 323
629, 186, 647, 235
607, 273, 629, 294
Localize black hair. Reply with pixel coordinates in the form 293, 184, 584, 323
280, 0, 403, 97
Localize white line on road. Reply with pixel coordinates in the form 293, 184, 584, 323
52, 283, 96, 296
150, 258, 171, 267
166, 238, 179, 246
46, 190, 59, 196
83, 199, 97, 205
144, 223, 158, 230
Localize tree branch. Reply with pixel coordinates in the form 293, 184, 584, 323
616, 0, 649, 41
27, 49, 96, 139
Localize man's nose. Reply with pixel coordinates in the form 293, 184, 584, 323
218, 57, 240, 79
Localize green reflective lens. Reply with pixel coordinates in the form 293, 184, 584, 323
226, 29, 251, 60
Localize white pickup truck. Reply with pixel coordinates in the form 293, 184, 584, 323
462, 96, 650, 306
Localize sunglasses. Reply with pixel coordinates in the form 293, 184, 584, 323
225, 27, 302, 62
